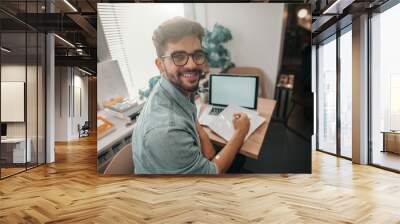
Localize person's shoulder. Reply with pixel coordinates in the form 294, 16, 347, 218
138, 91, 174, 126
144, 121, 187, 138
145, 86, 174, 113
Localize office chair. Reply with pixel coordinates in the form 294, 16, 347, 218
79, 121, 90, 138
103, 143, 134, 175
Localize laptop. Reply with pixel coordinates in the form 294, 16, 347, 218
199, 74, 259, 126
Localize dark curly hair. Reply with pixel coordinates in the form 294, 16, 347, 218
152, 16, 204, 57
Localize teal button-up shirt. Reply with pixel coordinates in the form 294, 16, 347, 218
132, 76, 218, 174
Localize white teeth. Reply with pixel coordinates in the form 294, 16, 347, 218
183, 73, 196, 77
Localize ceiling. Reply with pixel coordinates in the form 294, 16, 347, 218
1, 0, 396, 74
309, 0, 391, 43
0, 0, 98, 74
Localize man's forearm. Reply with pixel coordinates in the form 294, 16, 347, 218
197, 126, 216, 160
212, 132, 246, 173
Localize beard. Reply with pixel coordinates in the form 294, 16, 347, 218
166, 68, 203, 94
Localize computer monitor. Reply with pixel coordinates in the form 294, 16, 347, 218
1, 123, 7, 137
209, 74, 259, 109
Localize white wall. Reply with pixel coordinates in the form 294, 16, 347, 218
352, 14, 369, 164
1, 82, 25, 122
55, 67, 89, 141
97, 60, 130, 108
97, 17, 111, 63
193, 3, 285, 98
1, 65, 34, 137
1, 63, 46, 163
1, 66, 26, 127
1, 64, 26, 81
46, 5, 56, 163
55, 67, 68, 141
73, 74, 89, 138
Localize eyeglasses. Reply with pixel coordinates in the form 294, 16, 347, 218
161, 50, 207, 66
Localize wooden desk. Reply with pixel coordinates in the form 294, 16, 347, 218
1, 138, 32, 165
382, 131, 400, 154
197, 98, 276, 159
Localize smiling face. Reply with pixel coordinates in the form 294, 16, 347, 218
156, 35, 208, 97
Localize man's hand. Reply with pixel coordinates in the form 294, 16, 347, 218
232, 112, 250, 138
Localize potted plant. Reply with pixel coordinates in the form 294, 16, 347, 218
202, 23, 235, 73
138, 75, 161, 100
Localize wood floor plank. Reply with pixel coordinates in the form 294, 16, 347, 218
0, 135, 399, 223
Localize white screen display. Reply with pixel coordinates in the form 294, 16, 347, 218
210, 75, 257, 108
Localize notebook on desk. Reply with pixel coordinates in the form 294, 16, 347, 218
207, 104, 265, 141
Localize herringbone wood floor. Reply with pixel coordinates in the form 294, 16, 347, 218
1, 135, 400, 223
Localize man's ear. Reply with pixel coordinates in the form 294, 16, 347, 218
155, 58, 164, 74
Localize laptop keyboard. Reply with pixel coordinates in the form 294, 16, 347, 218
209, 107, 224, 115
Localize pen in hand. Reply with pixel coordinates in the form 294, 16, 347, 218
232, 112, 250, 136
234, 113, 241, 120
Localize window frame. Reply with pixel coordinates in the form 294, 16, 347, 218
315, 23, 352, 160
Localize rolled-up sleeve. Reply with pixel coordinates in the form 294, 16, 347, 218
142, 126, 218, 174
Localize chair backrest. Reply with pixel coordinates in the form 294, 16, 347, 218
82, 121, 90, 130
226, 67, 267, 98
104, 143, 134, 175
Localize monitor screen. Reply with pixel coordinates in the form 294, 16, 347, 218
1, 123, 7, 137
210, 75, 258, 109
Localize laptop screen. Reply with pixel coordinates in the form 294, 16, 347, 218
210, 74, 258, 109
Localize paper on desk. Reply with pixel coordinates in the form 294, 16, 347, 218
198, 106, 213, 126
207, 104, 265, 141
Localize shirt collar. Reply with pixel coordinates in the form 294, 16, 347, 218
159, 75, 197, 118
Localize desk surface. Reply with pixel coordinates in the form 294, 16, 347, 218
97, 110, 136, 155
1, 138, 28, 143
381, 131, 400, 134
197, 98, 276, 160
98, 97, 276, 159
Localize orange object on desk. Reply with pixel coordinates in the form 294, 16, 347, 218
102, 96, 125, 109
97, 116, 116, 139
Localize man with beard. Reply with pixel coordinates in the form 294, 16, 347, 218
133, 17, 250, 174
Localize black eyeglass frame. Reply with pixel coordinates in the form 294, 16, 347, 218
161, 50, 208, 66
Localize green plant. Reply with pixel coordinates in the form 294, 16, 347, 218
202, 23, 235, 72
138, 75, 161, 100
